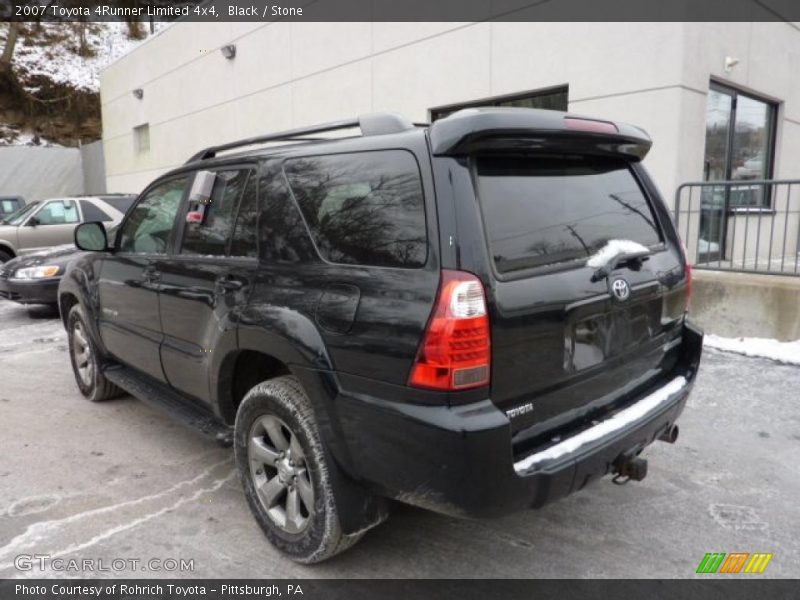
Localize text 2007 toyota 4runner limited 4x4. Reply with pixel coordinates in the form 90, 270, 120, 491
60, 108, 702, 563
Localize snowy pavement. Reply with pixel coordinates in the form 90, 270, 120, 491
0, 299, 799, 578
704, 334, 800, 366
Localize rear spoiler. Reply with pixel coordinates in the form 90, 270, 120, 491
428, 108, 652, 160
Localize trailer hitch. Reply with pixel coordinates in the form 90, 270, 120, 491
612, 455, 648, 485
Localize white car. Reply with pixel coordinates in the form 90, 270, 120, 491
0, 195, 134, 263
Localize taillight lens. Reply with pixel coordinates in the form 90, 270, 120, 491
684, 262, 693, 311
409, 270, 491, 391
679, 241, 692, 312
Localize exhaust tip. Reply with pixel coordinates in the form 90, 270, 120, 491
658, 424, 679, 444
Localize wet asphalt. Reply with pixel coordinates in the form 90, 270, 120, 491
0, 299, 798, 578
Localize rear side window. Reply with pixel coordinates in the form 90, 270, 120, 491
476, 155, 661, 274
284, 150, 427, 268
101, 197, 135, 213
80, 200, 113, 222
181, 169, 252, 257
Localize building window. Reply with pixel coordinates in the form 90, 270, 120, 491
703, 82, 777, 207
134, 123, 150, 154
430, 86, 569, 121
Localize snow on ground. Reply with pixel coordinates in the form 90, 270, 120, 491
704, 334, 800, 366
0, 123, 61, 147
2, 22, 163, 94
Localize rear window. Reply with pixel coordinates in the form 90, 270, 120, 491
476, 155, 661, 274
284, 150, 427, 268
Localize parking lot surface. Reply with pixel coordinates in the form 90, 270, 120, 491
0, 299, 798, 578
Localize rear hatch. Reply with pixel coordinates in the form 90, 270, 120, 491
473, 152, 688, 446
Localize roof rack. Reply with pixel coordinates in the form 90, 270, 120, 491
186, 112, 420, 164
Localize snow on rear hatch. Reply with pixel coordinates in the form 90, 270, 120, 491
586, 239, 650, 268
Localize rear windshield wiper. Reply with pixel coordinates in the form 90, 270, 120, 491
590, 249, 651, 283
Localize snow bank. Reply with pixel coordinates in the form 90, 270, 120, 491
704, 334, 800, 366
6, 22, 163, 94
586, 239, 650, 268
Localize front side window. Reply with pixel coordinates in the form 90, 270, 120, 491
476, 155, 661, 275
181, 169, 253, 257
284, 151, 427, 268
35, 200, 80, 225
118, 177, 188, 254
703, 83, 777, 207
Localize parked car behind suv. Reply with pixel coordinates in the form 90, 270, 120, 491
0, 199, 134, 307
60, 109, 702, 563
0, 194, 133, 263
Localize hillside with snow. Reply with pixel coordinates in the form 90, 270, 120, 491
0, 22, 163, 146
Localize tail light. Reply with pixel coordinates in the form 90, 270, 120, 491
679, 240, 692, 312
409, 270, 491, 391
564, 117, 618, 135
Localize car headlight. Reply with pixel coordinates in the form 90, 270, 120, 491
11, 265, 61, 280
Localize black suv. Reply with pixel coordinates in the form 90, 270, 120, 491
60, 108, 702, 563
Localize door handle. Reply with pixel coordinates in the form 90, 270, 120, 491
142, 265, 160, 283
215, 275, 244, 292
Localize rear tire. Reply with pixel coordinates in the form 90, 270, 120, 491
234, 375, 364, 563
67, 305, 121, 402
0, 249, 12, 263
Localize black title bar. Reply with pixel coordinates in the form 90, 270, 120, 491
2, 579, 800, 600
1, 0, 800, 22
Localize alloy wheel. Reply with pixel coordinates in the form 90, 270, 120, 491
71, 321, 94, 387
248, 414, 315, 534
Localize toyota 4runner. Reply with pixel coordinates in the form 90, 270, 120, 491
60, 108, 703, 563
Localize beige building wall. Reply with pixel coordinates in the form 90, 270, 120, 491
100, 21, 800, 213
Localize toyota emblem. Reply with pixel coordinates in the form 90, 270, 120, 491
611, 278, 631, 302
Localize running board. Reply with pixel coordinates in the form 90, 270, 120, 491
103, 366, 233, 447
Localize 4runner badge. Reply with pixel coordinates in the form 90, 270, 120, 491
610, 278, 631, 302
506, 402, 534, 419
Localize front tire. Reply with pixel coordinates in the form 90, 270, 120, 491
0, 249, 12, 263
67, 305, 121, 402
234, 375, 363, 563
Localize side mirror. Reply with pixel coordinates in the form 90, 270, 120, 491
27, 216, 39, 227
75, 221, 109, 252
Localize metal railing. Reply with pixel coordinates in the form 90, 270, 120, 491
674, 179, 800, 276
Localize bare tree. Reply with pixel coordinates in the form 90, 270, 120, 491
0, 23, 19, 72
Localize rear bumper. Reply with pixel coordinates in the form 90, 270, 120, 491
0, 277, 60, 305
326, 320, 703, 518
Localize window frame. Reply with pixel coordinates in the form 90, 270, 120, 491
280, 148, 430, 270
429, 85, 569, 122
704, 81, 779, 209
